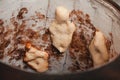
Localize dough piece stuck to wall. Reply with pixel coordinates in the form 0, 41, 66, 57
89, 30, 109, 67
49, 6, 76, 52
24, 43, 49, 72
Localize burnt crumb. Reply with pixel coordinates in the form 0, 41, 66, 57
85, 14, 91, 24
44, 44, 52, 54
52, 46, 60, 54
16, 37, 24, 44
109, 32, 113, 44
16, 49, 26, 60
17, 7, 28, 19
106, 39, 111, 52
35, 11, 45, 19
109, 32, 113, 38
0, 40, 10, 49
8, 48, 17, 55
108, 33, 118, 59
14, 21, 19, 27
45, 44, 63, 60
32, 24, 36, 27
69, 48, 76, 59
23, 65, 29, 69
15, 20, 26, 35
12, 20, 26, 38
45, 29, 50, 34
11, 48, 26, 60
25, 29, 40, 39
68, 61, 80, 72
46, 44, 60, 54
4, 40, 10, 48
0, 26, 4, 34
42, 33, 49, 42
3, 29, 13, 38
8, 56, 14, 62
42, 29, 50, 42
0, 19, 4, 25
11, 17, 19, 27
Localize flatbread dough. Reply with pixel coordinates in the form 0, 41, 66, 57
24, 43, 49, 72
89, 30, 109, 67
49, 6, 76, 52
